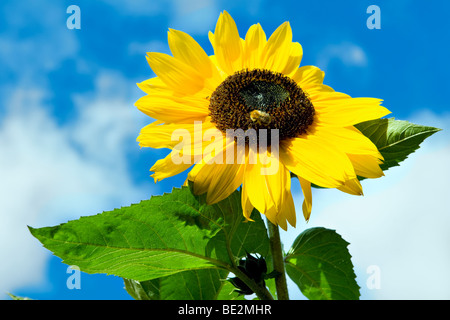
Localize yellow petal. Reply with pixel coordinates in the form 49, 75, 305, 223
243, 158, 270, 213
261, 21, 294, 74
313, 125, 383, 158
137, 121, 181, 149
297, 176, 312, 221
207, 54, 228, 81
292, 65, 325, 87
137, 76, 214, 103
135, 94, 209, 124
137, 119, 216, 152
241, 180, 255, 222
264, 205, 283, 230
212, 11, 243, 75
259, 187, 295, 231
168, 29, 223, 91
337, 178, 364, 196
243, 23, 267, 70
280, 42, 303, 76
168, 29, 213, 77
243, 152, 292, 224
307, 88, 348, 103
187, 133, 228, 189
302, 84, 335, 96
313, 95, 391, 127
150, 151, 193, 182
146, 52, 205, 95
280, 131, 356, 188
279, 190, 296, 230
348, 153, 384, 179
188, 137, 246, 204
208, 31, 215, 47
136, 77, 168, 94
195, 162, 246, 204
150, 124, 220, 181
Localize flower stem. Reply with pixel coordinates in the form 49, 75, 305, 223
267, 219, 289, 300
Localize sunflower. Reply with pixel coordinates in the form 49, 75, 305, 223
136, 11, 390, 230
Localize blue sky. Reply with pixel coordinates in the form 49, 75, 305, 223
1, 0, 449, 300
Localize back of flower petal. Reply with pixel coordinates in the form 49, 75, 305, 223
241, 180, 255, 222
337, 178, 364, 196
348, 153, 385, 179
262, 185, 295, 231
278, 190, 296, 230
297, 176, 312, 222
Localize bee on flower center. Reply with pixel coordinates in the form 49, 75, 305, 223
250, 110, 272, 126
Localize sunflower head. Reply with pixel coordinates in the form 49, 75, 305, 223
136, 11, 390, 230
209, 68, 315, 143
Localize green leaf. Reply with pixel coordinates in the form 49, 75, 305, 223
285, 227, 360, 300
123, 278, 154, 300
29, 187, 270, 285
355, 118, 441, 174
123, 269, 244, 300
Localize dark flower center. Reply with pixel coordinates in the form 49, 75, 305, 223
208, 69, 315, 145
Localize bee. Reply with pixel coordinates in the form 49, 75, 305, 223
250, 110, 271, 126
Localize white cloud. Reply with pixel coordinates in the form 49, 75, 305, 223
170, 0, 219, 34
0, 72, 152, 299
100, 0, 169, 16
0, 1, 79, 86
283, 111, 449, 299
103, 0, 220, 35
316, 42, 368, 71
128, 40, 170, 56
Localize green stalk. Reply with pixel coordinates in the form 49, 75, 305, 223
267, 219, 289, 300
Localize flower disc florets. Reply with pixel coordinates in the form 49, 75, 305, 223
209, 69, 315, 144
